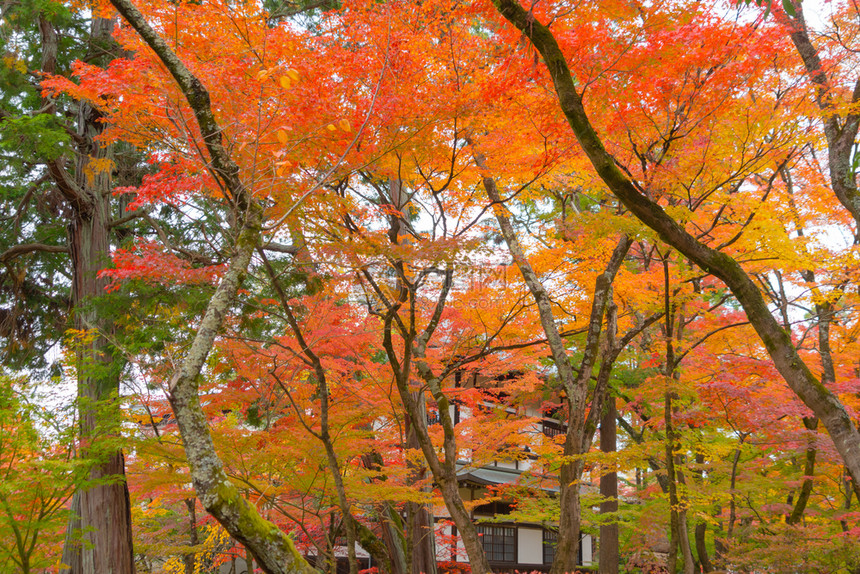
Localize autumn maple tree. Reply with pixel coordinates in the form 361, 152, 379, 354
488, 0, 860, 493
6, 0, 860, 572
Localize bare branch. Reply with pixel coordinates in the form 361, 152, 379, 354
0, 243, 69, 263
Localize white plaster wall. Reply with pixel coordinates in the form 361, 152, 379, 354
581, 534, 593, 566
518, 527, 543, 565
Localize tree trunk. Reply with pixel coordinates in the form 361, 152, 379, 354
108, 2, 318, 572
370, 176, 490, 574
405, 399, 438, 574
664, 391, 694, 574
70, 160, 135, 574
358, 453, 406, 574
408, 503, 437, 574
786, 5, 860, 232
473, 147, 632, 574
725, 441, 744, 545
184, 499, 199, 574
694, 522, 711, 573
380, 505, 408, 574
65, 39, 134, 574
599, 396, 618, 574
691, 453, 713, 573
355, 515, 397, 574
260, 252, 360, 574
787, 418, 818, 525
320, 432, 359, 574
556, 458, 585, 574
384, 347, 491, 574
60, 494, 83, 574
40, 13, 134, 574
662, 262, 694, 574
386, 369, 491, 574
246, 548, 255, 574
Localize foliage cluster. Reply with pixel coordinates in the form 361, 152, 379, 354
3, 0, 860, 573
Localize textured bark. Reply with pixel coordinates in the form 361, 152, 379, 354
159, 206, 320, 573
380, 505, 408, 574
70, 119, 135, 574
285, 219, 322, 294
0, 243, 69, 262
247, 549, 256, 574
841, 474, 857, 534
183, 499, 199, 574
724, 437, 746, 553
408, 504, 437, 574
556, 459, 585, 574
107, 2, 315, 572
262, 254, 359, 574
599, 396, 618, 574
60, 494, 82, 574
358, 455, 406, 574
694, 522, 711, 573
165, 230, 315, 574
479, 159, 580, 572
491, 0, 860, 487
109, 1, 244, 200
391, 375, 487, 574
355, 518, 395, 574
50, 15, 135, 574
787, 417, 818, 525
319, 397, 360, 574
664, 392, 694, 574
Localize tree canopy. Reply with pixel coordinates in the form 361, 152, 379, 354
2, 0, 860, 572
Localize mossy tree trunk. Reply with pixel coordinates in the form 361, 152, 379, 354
107, 1, 318, 572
